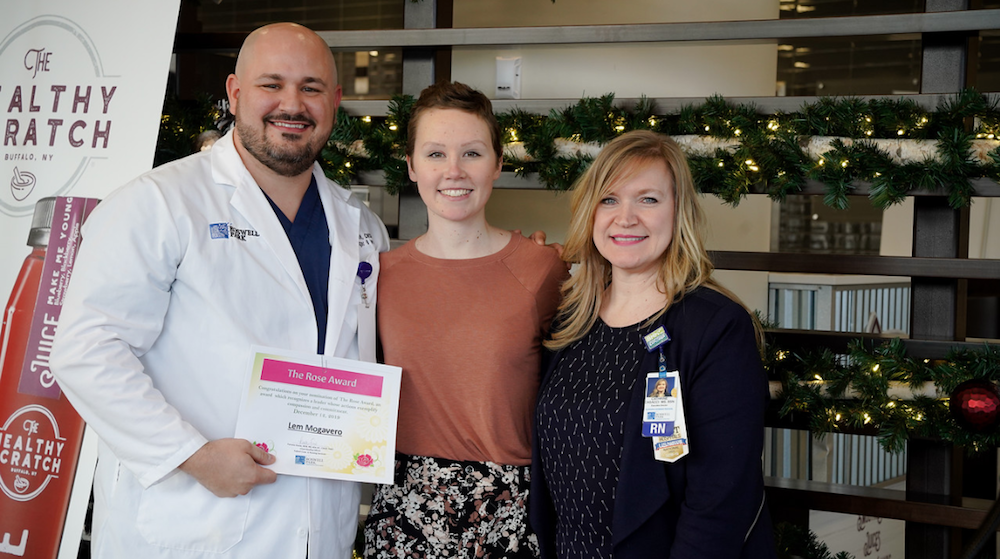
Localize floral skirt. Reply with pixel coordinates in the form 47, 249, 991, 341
363, 453, 539, 559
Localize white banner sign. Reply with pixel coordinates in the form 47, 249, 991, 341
0, 2, 180, 558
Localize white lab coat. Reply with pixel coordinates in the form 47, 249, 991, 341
50, 131, 389, 559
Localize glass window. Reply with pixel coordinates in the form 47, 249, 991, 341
173, 0, 405, 100
777, 36, 922, 96
196, 0, 404, 32
778, 0, 925, 18
777, 0, 925, 96
976, 31, 1000, 91
775, 195, 883, 255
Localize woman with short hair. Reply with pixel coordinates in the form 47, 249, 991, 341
364, 82, 567, 559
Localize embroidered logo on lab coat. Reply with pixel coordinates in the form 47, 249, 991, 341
209, 223, 259, 242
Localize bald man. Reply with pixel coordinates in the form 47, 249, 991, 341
51, 23, 389, 559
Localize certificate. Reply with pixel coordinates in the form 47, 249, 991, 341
234, 346, 402, 484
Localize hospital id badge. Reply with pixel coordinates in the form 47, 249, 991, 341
649, 372, 690, 463
642, 371, 679, 437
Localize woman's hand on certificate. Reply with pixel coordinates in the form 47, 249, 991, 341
179, 438, 278, 497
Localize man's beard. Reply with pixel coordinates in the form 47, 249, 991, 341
236, 112, 322, 177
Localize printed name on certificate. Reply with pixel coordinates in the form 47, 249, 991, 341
234, 346, 402, 484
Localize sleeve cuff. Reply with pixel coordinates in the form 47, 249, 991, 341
136, 435, 209, 489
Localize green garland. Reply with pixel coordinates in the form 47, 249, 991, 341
766, 336, 1000, 454
317, 88, 1000, 208
322, 96, 414, 188
155, 93, 225, 168
774, 522, 855, 559
157, 89, 1000, 210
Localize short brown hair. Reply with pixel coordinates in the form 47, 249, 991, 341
406, 81, 502, 161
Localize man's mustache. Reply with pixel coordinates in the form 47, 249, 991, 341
265, 113, 316, 127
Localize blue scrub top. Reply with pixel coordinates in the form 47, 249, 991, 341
264, 177, 331, 354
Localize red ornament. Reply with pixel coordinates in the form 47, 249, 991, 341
950, 380, 1000, 433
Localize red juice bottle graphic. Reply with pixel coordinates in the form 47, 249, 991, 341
0, 197, 97, 559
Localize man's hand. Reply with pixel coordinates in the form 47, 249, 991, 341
517, 229, 566, 261
178, 438, 277, 498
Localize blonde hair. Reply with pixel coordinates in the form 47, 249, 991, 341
546, 130, 761, 350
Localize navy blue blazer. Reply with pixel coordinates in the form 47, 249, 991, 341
530, 287, 776, 558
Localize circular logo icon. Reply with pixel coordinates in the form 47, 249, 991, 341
0, 404, 65, 502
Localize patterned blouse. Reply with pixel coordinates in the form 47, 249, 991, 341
536, 318, 647, 559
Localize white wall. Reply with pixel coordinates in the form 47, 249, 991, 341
880, 199, 913, 257
451, 0, 779, 314
486, 189, 573, 244
970, 198, 1000, 259
452, 42, 779, 100
881, 197, 999, 259
703, 196, 772, 314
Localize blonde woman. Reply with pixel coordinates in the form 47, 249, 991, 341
648, 378, 669, 397
531, 130, 775, 558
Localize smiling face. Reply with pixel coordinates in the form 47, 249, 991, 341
652, 378, 667, 396
407, 108, 502, 226
592, 159, 676, 282
226, 24, 342, 178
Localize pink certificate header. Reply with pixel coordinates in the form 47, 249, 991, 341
260, 359, 383, 398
